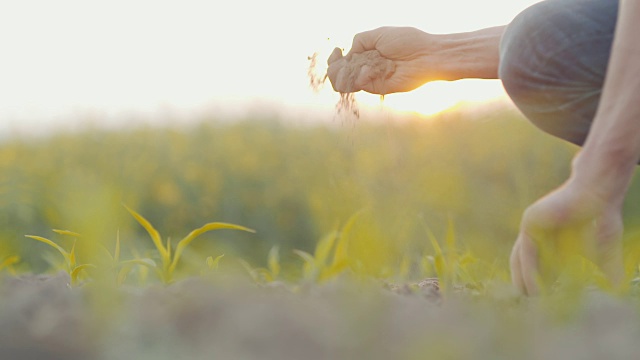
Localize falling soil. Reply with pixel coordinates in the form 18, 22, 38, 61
307, 52, 326, 92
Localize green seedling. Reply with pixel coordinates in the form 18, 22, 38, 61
207, 254, 225, 270
238, 259, 261, 284
294, 231, 337, 282
294, 211, 361, 283
101, 230, 157, 286
125, 205, 255, 283
201, 254, 224, 277
25, 229, 96, 286
239, 246, 281, 284
130, 248, 152, 285
420, 217, 479, 293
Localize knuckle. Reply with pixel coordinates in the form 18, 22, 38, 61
521, 206, 558, 236
351, 32, 365, 46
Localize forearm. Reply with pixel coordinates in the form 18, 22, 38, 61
425, 26, 505, 81
572, 0, 640, 206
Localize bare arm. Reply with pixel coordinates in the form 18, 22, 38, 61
420, 26, 505, 81
327, 26, 505, 94
510, 0, 640, 295
572, 0, 640, 206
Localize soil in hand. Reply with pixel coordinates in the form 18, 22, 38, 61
308, 47, 396, 119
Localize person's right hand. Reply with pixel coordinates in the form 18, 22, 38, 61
327, 27, 437, 95
510, 175, 625, 296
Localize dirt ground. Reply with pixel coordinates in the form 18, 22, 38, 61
1, 272, 640, 360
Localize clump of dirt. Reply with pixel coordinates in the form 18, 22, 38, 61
308, 47, 396, 119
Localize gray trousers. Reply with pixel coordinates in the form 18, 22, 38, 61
499, 0, 619, 146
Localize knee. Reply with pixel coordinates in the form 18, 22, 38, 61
499, 2, 567, 141
499, 0, 615, 93
498, 0, 613, 146
498, 1, 556, 105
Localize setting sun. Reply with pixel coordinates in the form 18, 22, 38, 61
353, 80, 508, 117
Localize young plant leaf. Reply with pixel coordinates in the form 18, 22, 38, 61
256, 268, 274, 283
52, 229, 81, 237
121, 258, 157, 268
321, 260, 349, 282
170, 222, 255, 274
314, 231, 338, 268
421, 221, 448, 288
117, 264, 133, 286
117, 259, 156, 286
293, 250, 315, 278
329, 210, 362, 274
69, 240, 77, 268
206, 254, 224, 270
99, 245, 115, 263
238, 259, 261, 284
124, 205, 168, 260
25, 235, 71, 265
70, 264, 97, 285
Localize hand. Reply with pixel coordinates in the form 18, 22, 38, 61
327, 27, 436, 95
510, 177, 624, 296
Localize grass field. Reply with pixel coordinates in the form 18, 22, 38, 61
2, 109, 640, 359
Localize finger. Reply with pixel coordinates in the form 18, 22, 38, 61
519, 234, 539, 296
327, 47, 343, 66
326, 59, 347, 92
326, 63, 339, 90
510, 240, 526, 295
354, 65, 372, 91
355, 64, 395, 95
346, 28, 383, 57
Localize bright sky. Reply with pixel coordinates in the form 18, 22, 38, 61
0, 0, 542, 133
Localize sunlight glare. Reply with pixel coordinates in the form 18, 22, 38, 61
356, 80, 508, 116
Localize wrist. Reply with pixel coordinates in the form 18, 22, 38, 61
570, 149, 636, 208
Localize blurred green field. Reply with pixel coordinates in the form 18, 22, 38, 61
4, 108, 640, 281
0, 110, 571, 273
